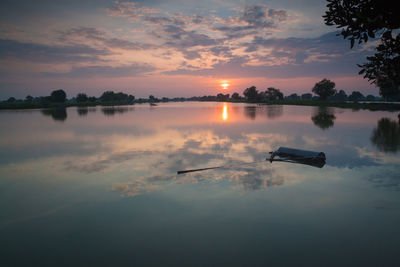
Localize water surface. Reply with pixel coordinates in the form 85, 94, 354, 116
1, 102, 399, 266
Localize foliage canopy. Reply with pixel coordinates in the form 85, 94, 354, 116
323, 0, 400, 99
312, 79, 336, 100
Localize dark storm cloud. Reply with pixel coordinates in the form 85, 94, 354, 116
0, 39, 109, 63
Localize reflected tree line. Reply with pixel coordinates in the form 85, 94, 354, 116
41, 104, 400, 153
311, 106, 336, 130
244, 104, 400, 153
371, 116, 400, 153
41, 106, 132, 121
243, 105, 283, 120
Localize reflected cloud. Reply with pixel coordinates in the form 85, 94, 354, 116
5, 103, 398, 200
311, 106, 336, 130
371, 117, 400, 153
41, 108, 67, 122
65, 150, 152, 173
111, 162, 285, 198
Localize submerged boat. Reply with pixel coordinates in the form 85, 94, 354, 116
268, 147, 326, 168
177, 147, 326, 174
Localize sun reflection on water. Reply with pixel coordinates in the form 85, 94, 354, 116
222, 103, 228, 121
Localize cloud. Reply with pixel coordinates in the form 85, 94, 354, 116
106, 2, 289, 48
42, 63, 156, 78
58, 27, 156, 50
164, 31, 373, 78
0, 1, 377, 95
213, 5, 287, 38
0, 39, 109, 63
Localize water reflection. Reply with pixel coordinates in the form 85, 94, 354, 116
311, 106, 336, 130
41, 108, 67, 121
244, 106, 257, 120
243, 105, 283, 120
111, 164, 285, 198
3, 102, 400, 267
77, 107, 89, 116
101, 106, 132, 116
265, 105, 283, 119
371, 117, 400, 152
222, 103, 228, 121
7, 103, 400, 197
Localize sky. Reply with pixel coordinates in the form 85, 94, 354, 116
0, 0, 378, 99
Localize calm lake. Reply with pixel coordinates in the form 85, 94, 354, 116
1, 102, 400, 266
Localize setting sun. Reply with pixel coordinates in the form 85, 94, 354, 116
220, 81, 230, 90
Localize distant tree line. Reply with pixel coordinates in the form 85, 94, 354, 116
0, 78, 393, 110
238, 79, 381, 103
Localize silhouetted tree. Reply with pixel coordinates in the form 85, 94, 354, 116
301, 93, 313, 100
88, 96, 97, 102
127, 95, 135, 102
366, 94, 376, 101
285, 93, 300, 100
149, 95, 156, 102
216, 93, 230, 101
6, 97, 16, 103
371, 117, 400, 152
243, 86, 259, 102
265, 87, 283, 100
100, 91, 133, 103
100, 91, 115, 102
312, 79, 336, 100
25, 95, 33, 102
50, 89, 67, 103
76, 93, 88, 102
348, 91, 365, 102
329, 89, 348, 101
311, 106, 336, 130
324, 0, 400, 99
231, 92, 241, 100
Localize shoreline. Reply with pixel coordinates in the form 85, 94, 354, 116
1, 99, 400, 111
